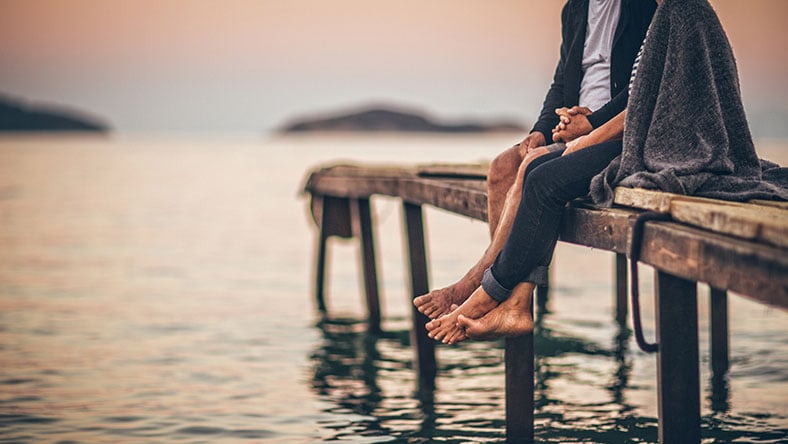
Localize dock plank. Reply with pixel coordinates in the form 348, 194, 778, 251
561, 204, 788, 308
417, 162, 489, 179
614, 187, 788, 248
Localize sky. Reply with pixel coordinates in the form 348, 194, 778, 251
1, 0, 787, 137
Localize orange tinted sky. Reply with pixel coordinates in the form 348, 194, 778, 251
1, 0, 787, 135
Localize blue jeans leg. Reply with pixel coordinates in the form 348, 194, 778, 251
482, 140, 623, 301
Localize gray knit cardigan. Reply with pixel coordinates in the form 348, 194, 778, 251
590, 0, 788, 206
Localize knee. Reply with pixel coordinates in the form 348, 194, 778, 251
523, 163, 562, 204
488, 147, 520, 190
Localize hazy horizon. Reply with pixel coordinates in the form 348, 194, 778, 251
2, 0, 787, 137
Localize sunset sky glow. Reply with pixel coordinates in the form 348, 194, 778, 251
1, 0, 787, 136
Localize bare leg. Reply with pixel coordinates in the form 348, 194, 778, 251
414, 146, 552, 319
487, 145, 523, 237
425, 285, 499, 345
457, 281, 535, 340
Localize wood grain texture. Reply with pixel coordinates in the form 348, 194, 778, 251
614, 187, 788, 248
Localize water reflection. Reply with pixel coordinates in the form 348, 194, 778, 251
709, 372, 730, 414
531, 301, 658, 443
309, 316, 502, 442
309, 306, 662, 442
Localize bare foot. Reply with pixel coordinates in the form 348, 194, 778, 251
425, 286, 499, 345
414, 279, 476, 319
457, 293, 534, 340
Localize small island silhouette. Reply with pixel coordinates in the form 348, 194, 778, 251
0, 93, 109, 133
279, 105, 526, 134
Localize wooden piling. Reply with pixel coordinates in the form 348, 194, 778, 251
313, 195, 354, 313
403, 201, 437, 388
615, 253, 628, 323
315, 218, 329, 313
710, 287, 729, 376
353, 198, 381, 333
505, 330, 535, 443
655, 271, 700, 444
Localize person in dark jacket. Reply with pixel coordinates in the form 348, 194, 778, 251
414, 0, 656, 322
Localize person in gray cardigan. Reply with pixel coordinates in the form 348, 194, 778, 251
426, 0, 787, 344
414, 0, 656, 321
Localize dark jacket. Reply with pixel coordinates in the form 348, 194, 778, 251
531, 0, 657, 142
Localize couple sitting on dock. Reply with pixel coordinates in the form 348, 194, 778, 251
415, 0, 788, 345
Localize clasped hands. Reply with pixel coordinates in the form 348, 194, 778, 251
552, 106, 594, 156
516, 106, 595, 159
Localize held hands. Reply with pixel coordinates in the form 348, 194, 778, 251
552, 106, 593, 143
516, 132, 546, 158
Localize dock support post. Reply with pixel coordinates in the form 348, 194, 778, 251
536, 275, 549, 315
615, 253, 628, 324
505, 329, 535, 443
313, 196, 353, 313
655, 271, 700, 444
403, 202, 436, 388
710, 287, 729, 376
354, 198, 381, 333
315, 217, 329, 313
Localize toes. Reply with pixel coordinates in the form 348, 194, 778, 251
414, 294, 434, 309
458, 314, 482, 338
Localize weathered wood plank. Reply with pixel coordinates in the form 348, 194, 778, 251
417, 162, 490, 179
306, 172, 404, 199
749, 199, 788, 210
614, 187, 788, 248
399, 177, 488, 222
561, 205, 788, 308
640, 220, 787, 308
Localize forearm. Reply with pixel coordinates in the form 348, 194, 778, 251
584, 109, 626, 145
587, 89, 628, 129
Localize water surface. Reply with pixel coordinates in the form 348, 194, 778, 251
0, 135, 786, 443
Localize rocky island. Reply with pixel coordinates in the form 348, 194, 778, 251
0, 94, 109, 133
279, 106, 525, 134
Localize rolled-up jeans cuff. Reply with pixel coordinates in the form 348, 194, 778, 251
481, 268, 512, 302
482, 266, 550, 303
525, 265, 550, 286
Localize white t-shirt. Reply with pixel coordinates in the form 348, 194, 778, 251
578, 0, 622, 112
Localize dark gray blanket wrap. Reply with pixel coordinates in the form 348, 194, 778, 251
590, 0, 788, 206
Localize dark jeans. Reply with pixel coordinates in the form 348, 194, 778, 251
481, 140, 623, 301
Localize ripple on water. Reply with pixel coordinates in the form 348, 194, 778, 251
174, 425, 277, 440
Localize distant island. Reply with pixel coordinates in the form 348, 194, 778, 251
278, 106, 526, 134
0, 94, 109, 133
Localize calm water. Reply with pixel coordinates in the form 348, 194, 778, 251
0, 134, 786, 443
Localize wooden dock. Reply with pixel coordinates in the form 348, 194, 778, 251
302, 162, 788, 443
